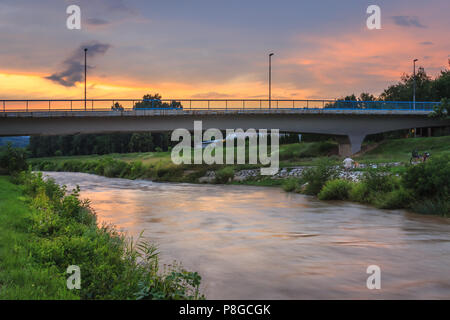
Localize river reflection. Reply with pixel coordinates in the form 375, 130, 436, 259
43, 172, 450, 299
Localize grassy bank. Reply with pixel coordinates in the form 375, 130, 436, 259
29, 135, 450, 170
0, 172, 203, 300
0, 176, 76, 299
357, 135, 450, 163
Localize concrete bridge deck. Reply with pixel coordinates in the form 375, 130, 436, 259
0, 100, 450, 155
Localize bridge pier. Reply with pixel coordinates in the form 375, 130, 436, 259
337, 134, 366, 157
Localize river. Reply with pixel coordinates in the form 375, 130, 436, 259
43, 171, 450, 299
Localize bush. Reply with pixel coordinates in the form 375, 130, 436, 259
214, 167, 234, 184
0, 143, 28, 174
282, 178, 299, 192
413, 198, 450, 216
374, 188, 413, 209
301, 159, 338, 195
16, 172, 204, 299
318, 179, 353, 200
362, 168, 395, 193
349, 182, 370, 203
402, 155, 450, 199
103, 159, 128, 178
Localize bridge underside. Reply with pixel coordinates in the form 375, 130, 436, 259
1, 110, 449, 156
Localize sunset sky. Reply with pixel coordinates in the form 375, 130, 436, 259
0, 0, 449, 100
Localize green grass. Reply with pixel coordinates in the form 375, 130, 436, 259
27, 136, 450, 186
0, 173, 204, 300
0, 176, 77, 299
356, 135, 450, 163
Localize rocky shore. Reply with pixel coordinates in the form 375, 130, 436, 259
198, 162, 403, 183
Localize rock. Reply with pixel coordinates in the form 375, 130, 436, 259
198, 171, 216, 183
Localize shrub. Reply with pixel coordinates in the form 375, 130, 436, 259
214, 167, 234, 184
402, 155, 450, 199
374, 188, 413, 209
17, 172, 204, 300
128, 161, 146, 179
282, 178, 299, 192
103, 159, 128, 178
349, 182, 370, 203
0, 143, 28, 174
362, 168, 395, 193
301, 158, 338, 195
413, 198, 450, 216
318, 179, 353, 200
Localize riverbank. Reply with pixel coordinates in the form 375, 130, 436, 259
39, 171, 450, 299
0, 173, 204, 300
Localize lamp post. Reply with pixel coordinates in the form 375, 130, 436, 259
413, 58, 418, 111
84, 48, 88, 110
269, 53, 274, 109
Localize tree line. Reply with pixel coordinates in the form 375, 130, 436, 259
29, 132, 171, 158
338, 66, 450, 102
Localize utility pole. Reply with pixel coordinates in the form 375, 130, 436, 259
84, 48, 88, 110
413, 58, 418, 138
413, 58, 418, 111
269, 53, 274, 109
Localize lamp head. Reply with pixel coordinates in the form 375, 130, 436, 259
269, 53, 274, 56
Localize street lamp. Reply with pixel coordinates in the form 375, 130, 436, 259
84, 48, 88, 110
413, 58, 418, 110
269, 53, 274, 109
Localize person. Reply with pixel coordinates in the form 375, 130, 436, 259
422, 152, 430, 162
410, 149, 420, 164
343, 157, 354, 171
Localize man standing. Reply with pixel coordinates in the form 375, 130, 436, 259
343, 157, 354, 171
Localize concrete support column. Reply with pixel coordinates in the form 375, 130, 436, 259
337, 134, 366, 157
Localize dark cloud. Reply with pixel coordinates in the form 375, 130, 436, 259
85, 17, 110, 26
420, 41, 433, 45
45, 41, 111, 87
392, 16, 427, 28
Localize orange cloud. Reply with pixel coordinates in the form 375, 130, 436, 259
0, 69, 317, 102
282, 27, 449, 95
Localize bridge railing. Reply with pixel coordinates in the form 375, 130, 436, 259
0, 99, 440, 113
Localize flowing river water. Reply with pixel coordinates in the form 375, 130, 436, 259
43, 172, 450, 299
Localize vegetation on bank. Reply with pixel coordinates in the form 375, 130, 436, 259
0, 166, 204, 299
282, 156, 449, 216
27, 135, 450, 179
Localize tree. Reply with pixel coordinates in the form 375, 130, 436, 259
340, 94, 357, 101
133, 94, 183, 109
429, 98, 450, 119
111, 102, 124, 111
431, 70, 450, 100
134, 94, 163, 109
129, 133, 154, 152
0, 143, 28, 174
359, 92, 376, 101
380, 67, 433, 101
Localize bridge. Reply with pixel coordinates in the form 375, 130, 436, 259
1, 99, 449, 156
